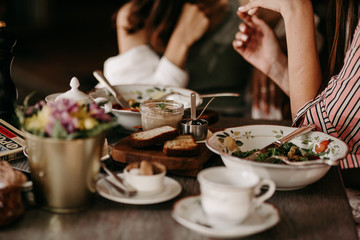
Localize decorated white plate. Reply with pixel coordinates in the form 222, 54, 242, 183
172, 195, 280, 238
96, 174, 182, 205
205, 125, 348, 190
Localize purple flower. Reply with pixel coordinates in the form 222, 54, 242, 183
25, 98, 115, 138
89, 102, 111, 122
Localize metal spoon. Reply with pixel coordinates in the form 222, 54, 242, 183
155, 91, 240, 101
100, 162, 137, 197
191, 92, 197, 121
93, 70, 130, 109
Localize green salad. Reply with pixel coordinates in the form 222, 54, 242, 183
232, 142, 329, 164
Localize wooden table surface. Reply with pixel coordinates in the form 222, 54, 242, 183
3, 117, 358, 240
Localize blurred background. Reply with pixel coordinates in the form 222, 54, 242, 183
1, 0, 329, 118
1, 0, 121, 103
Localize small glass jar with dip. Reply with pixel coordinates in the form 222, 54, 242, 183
140, 100, 184, 130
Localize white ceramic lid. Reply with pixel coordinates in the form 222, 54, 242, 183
55, 77, 91, 102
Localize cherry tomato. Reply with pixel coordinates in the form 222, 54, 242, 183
315, 140, 330, 153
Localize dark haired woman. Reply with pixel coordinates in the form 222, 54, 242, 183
104, 0, 230, 87
233, 0, 359, 189
102, 0, 252, 116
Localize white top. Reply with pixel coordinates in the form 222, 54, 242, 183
101, 45, 189, 88
55, 77, 91, 103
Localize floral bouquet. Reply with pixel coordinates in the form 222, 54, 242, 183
17, 98, 116, 139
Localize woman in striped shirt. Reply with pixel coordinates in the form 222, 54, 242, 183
233, 0, 359, 189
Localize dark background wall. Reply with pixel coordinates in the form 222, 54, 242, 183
0, 0, 122, 103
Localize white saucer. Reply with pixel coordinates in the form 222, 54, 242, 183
96, 174, 182, 205
172, 196, 280, 238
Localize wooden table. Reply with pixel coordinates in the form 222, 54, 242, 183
4, 117, 358, 240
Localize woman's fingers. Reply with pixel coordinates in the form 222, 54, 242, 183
237, 11, 252, 24
233, 17, 256, 50
232, 39, 244, 49
235, 32, 249, 42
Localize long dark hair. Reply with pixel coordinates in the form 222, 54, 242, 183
327, 0, 359, 79
125, 0, 188, 51
122, 0, 221, 52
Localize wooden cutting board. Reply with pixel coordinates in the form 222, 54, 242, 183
110, 136, 213, 176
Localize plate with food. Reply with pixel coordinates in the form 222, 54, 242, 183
205, 125, 348, 190
89, 85, 202, 132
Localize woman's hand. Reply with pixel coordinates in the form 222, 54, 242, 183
232, 12, 287, 90
237, 0, 320, 119
164, 3, 210, 68
171, 3, 210, 49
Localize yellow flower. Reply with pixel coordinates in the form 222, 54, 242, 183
83, 118, 98, 130
24, 105, 51, 131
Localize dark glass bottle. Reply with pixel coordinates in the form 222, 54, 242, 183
0, 21, 18, 127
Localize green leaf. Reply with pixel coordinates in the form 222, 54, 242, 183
308, 143, 314, 149
51, 121, 69, 139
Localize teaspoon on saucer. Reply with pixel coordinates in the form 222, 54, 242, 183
100, 162, 137, 197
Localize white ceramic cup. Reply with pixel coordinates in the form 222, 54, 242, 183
197, 167, 276, 225
124, 167, 166, 194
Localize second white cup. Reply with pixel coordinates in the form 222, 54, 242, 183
197, 167, 276, 225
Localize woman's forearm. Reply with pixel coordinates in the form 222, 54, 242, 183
282, 1, 322, 119
268, 52, 289, 96
163, 3, 210, 69
163, 35, 190, 69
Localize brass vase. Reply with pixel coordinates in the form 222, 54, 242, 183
24, 132, 105, 213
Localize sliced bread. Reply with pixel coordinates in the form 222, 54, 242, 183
129, 126, 179, 148
163, 135, 199, 157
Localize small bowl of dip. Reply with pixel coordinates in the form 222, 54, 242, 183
124, 161, 166, 193
140, 100, 184, 130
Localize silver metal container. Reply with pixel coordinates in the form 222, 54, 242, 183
179, 119, 208, 141
24, 132, 105, 213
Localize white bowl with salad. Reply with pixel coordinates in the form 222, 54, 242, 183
89, 85, 202, 132
205, 125, 348, 191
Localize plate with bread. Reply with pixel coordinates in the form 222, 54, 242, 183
110, 126, 213, 176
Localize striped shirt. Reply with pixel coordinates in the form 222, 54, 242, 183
293, 19, 360, 169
